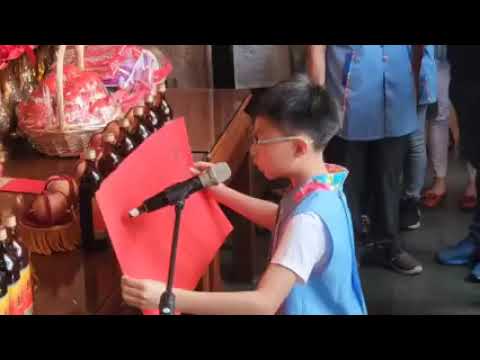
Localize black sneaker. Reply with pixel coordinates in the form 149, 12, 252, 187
358, 215, 375, 248
400, 197, 421, 231
388, 251, 423, 276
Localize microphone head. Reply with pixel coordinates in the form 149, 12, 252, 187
128, 208, 141, 218
199, 163, 232, 187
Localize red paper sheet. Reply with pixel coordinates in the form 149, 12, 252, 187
0, 178, 45, 194
96, 118, 233, 315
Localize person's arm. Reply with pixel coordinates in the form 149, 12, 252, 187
209, 183, 278, 232
122, 264, 297, 315
121, 213, 328, 315
307, 45, 327, 86
194, 162, 278, 232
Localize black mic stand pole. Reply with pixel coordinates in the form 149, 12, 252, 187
159, 198, 186, 315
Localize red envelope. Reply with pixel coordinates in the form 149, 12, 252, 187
0, 178, 46, 194
96, 118, 233, 315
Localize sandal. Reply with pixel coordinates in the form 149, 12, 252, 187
459, 195, 477, 211
422, 191, 447, 208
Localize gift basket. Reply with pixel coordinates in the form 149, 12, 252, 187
0, 92, 9, 139
1, 45, 39, 138
1, 60, 22, 134
17, 46, 122, 158
15, 175, 82, 256
18, 211, 81, 256
64, 45, 173, 113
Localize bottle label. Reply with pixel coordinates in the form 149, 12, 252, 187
0, 294, 8, 315
92, 199, 108, 240
1, 255, 15, 315
3, 254, 21, 315
19, 266, 33, 315
8, 281, 21, 315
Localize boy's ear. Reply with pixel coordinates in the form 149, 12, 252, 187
294, 140, 308, 157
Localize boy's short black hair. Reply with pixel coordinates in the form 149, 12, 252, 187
252, 74, 341, 150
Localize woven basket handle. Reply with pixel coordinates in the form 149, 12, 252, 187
55, 45, 85, 131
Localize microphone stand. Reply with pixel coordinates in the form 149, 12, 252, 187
159, 198, 185, 315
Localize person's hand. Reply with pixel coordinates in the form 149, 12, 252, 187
190, 161, 226, 194
121, 276, 166, 311
189, 161, 215, 176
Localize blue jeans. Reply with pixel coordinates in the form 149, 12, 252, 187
404, 105, 428, 200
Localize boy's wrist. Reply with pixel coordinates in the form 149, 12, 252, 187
207, 182, 227, 196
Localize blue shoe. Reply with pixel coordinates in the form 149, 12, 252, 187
437, 239, 476, 265
471, 262, 480, 282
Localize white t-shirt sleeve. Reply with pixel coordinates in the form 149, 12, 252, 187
271, 212, 330, 283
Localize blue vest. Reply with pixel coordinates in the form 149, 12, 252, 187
326, 45, 436, 141
273, 167, 368, 315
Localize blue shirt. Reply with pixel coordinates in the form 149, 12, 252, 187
326, 45, 437, 141
435, 45, 448, 63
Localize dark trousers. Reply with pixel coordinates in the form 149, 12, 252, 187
450, 81, 480, 248
468, 175, 480, 249
450, 82, 480, 169
325, 135, 409, 256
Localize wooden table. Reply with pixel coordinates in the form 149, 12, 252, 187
0, 88, 257, 315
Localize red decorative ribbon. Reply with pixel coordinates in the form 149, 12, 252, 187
293, 182, 331, 204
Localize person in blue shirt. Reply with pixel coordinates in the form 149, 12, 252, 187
437, 46, 480, 281
308, 45, 434, 276
121, 75, 368, 315
400, 45, 437, 231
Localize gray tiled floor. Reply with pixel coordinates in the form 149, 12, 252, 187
361, 155, 480, 315
222, 154, 480, 314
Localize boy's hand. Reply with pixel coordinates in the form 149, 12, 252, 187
190, 161, 226, 194
121, 276, 166, 311
189, 161, 215, 176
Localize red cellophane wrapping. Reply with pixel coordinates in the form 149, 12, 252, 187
16, 46, 121, 157
18, 64, 119, 132
64, 45, 173, 113
0, 45, 37, 70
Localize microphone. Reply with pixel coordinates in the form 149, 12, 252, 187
128, 162, 231, 218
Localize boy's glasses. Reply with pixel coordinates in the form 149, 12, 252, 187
250, 135, 314, 146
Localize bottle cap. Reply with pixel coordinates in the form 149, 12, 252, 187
145, 94, 155, 104
156, 83, 166, 93
134, 107, 144, 116
120, 118, 131, 129
4, 215, 16, 229
84, 148, 97, 161
102, 132, 116, 144
0, 227, 6, 242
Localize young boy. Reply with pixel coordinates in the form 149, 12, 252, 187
121, 74, 368, 315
